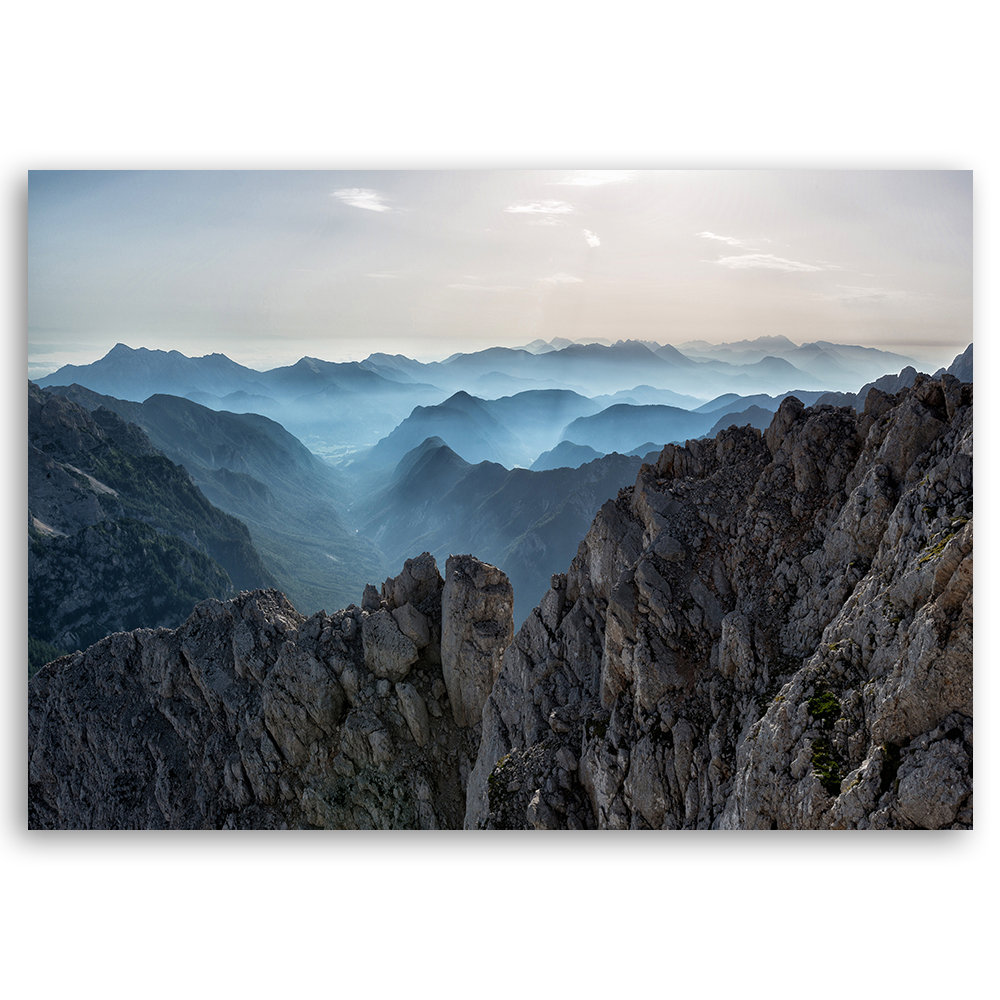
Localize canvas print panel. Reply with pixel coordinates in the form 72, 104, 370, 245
27, 170, 972, 829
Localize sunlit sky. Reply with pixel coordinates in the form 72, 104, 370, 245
27, 169, 972, 377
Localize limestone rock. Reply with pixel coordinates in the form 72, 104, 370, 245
440, 555, 515, 728
362, 609, 419, 682
468, 377, 972, 830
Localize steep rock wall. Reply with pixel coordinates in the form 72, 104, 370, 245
466, 375, 972, 829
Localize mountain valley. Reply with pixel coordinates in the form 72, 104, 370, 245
27, 336, 973, 829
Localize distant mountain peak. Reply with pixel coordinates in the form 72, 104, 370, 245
444, 389, 483, 408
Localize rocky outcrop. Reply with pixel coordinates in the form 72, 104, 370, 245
28, 553, 506, 829
441, 555, 515, 727
28, 375, 972, 830
467, 374, 972, 829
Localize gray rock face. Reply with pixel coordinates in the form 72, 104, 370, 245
28, 553, 498, 829
441, 555, 514, 728
467, 375, 972, 830
362, 609, 419, 681
28, 376, 972, 830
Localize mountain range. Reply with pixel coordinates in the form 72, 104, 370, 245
38, 338, 925, 463
47, 384, 387, 614
28, 370, 972, 829
29, 340, 971, 675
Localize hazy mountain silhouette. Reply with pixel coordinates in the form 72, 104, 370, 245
531, 441, 604, 471
561, 403, 716, 454
694, 388, 831, 415
362, 439, 644, 622
39, 344, 446, 458
708, 404, 775, 435
48, 385, 386, 614
936, 343, 972, 382
360, 388, 600, 470
592, 385, 703, 409
677, 336, 917, 384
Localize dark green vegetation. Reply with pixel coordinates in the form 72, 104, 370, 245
918, 516, 970, 565
879, 742, 902, 796
810, 738, 844, 796
808, 686, 844, 795
28, 383, 274, 664
28, 638, 68, 677
29, 517, 234, 654
807, 689, 842, 728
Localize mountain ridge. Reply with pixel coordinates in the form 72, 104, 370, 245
28, 372, 972, 828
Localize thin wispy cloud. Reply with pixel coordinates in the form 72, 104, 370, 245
696, 231, 748, 247
505, 200, 576, 215
539, 272, 583, 285
583, 229, 601, 248
554, 170, 635, 187
365, 272, 397, 279
332, 188, 392, 212
712, 253, 836, 273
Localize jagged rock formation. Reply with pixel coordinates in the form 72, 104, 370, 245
467, 374, 972, 829
29, 553, 512, 829
28, 375, 972, 830
441, 555, 514, 727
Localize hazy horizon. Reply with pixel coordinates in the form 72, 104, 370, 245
28, 170, 972, 378
29, 333, 967, 383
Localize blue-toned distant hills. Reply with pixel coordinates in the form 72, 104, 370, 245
29, 338, 970, 674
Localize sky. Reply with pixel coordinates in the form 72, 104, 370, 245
27, 169, 972, 377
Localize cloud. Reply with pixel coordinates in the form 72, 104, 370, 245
712, 253, 835, 273
365, 272, 396, 279
583, 229, 601, 248
332, 188, 392, 212
539, 272, 583, 285
505, 200, 576, 215
554, 170, 635, 187
696, 231, 748, 247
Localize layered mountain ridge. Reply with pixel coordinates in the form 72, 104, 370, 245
45, 384, 386, 614
28, 373, 972, 829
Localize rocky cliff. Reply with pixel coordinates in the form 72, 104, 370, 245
467, 373, 972, 829
29, 552, 511, 829
28, 375, 972, 829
